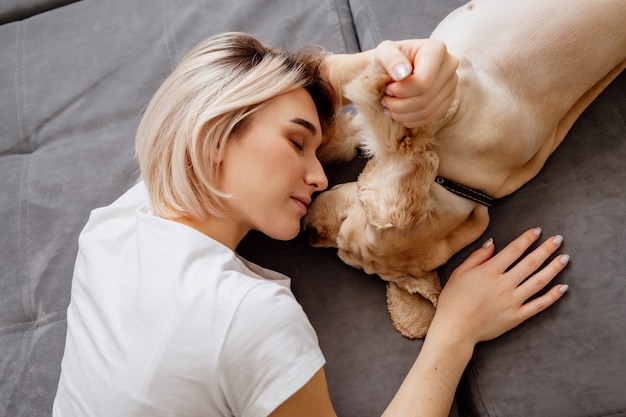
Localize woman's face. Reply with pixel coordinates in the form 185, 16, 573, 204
219, 88, 329, 242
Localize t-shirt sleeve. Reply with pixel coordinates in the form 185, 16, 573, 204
217, 282, 325, 417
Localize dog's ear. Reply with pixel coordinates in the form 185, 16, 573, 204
385, 270, 442, 339
357, 149, 439, 230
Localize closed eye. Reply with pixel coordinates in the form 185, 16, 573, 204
290, 139, 304, 151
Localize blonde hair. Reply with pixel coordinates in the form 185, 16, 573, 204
135, 32, 337, 221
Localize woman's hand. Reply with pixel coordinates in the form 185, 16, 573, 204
432, 227, 570, 346
382, 228, 570, 417
373, 39, 459, 129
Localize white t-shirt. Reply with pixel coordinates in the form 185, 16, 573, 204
53, 182, 325, 417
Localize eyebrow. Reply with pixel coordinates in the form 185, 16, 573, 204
290, 117, 318, 136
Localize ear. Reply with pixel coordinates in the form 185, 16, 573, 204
385, 270, 442, 339
392, 270, 442, 306
357, 150, 439, 230
386, 281, 437, 339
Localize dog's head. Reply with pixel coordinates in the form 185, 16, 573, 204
305, 135, 439, 269
303, 151, 489, 338
303, 165, 487, 285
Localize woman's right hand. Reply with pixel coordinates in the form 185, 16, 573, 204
431, 227, 570, 346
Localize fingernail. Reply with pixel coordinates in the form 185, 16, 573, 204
380, 98, 388, 108
482, 237, 493, 248
559, 254, 570, 266
559, 284, 569, 294
553, 235, 564, 246
532, 227, 543, 237
384, 88, 395, 97
382, 108, 391, 118
393, 63, 410, 80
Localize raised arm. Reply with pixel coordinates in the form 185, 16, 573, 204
324, 39, 459, 128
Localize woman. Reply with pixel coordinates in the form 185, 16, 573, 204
53, 32, 569, 417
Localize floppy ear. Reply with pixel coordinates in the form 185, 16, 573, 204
357, 149, 439, 230
385, 270, 442, 339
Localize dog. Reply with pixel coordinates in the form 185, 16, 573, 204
304, 0, 626, 339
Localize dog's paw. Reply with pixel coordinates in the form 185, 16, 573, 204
344, 64, 390, 107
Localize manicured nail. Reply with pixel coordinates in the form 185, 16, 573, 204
559, 254, 570, 266
559, 284, 569, 294
482, 237, 493, 248
393, 63, 410, 80
553, 235, 564, 246
532, 227, 543, 237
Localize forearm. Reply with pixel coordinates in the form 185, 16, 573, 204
382, 324, 474, 417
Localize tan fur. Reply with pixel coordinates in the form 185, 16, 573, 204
315, 112, 363, 163
305, 0, 626, 338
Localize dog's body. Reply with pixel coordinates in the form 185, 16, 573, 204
304, 0, 626, 338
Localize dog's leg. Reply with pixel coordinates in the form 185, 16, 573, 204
341, 64, 443, 230
317, 64, 407, 164
344, 64, 460, 158
553, 58, 626, 151
343, 65, 410, 158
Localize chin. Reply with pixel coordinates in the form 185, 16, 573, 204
265, 223, 301, 241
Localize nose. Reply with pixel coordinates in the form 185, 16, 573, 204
305, 156, 328, 191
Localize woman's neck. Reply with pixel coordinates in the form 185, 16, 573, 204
170, 215, 247, 251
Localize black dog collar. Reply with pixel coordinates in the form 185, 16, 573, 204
434, 176, 496, 207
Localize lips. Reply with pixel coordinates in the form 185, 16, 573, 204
291, 196, 311, 215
